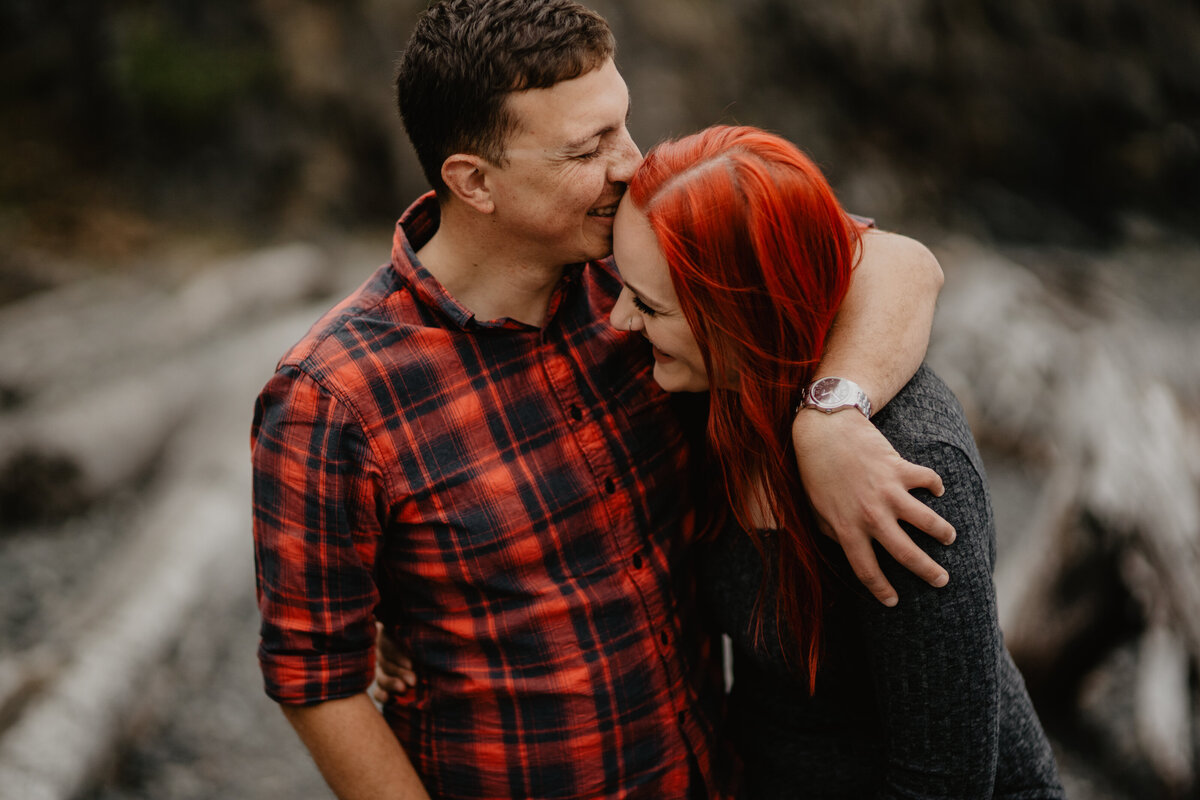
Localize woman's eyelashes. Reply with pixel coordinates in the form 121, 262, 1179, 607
632, 295, 657, 316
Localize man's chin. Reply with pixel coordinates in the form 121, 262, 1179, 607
577, 241, 614, 264
588, 230, 615, 257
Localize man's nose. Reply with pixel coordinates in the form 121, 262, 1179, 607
609, 127, 642, 185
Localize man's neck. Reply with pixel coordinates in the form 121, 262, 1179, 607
416, 215, 566, 329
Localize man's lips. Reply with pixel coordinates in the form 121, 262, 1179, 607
651, 345, 675, 363
587, 202, 619, 218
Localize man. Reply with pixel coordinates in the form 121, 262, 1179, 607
251, 2, 950, 798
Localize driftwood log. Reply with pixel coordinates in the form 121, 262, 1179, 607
0, 243, 334, 408
928, 237, 1200, 797
0, 237, 379, 798
0, 243, 350, 527
0, 292, 337, 800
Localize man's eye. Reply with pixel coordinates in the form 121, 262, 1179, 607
576, 148, 602, 160
632, 296, 657, 316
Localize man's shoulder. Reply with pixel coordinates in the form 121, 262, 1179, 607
275, 263, 429, 388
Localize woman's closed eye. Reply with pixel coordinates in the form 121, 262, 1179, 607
632, 295, 657, 316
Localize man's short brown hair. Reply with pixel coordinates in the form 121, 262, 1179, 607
395, 0, 616, 198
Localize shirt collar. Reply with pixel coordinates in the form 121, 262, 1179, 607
390, 192, 587, 333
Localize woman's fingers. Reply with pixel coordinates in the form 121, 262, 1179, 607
373, 622, 417, 701
373, 666, 417, 701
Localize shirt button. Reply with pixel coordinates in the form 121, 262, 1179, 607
676, 710, 686, 726
604, 478, 615, 494
632, 553, 643, 569
569, 406, 583, 421
660, 631, 670, 646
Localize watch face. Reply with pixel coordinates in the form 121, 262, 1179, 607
811, 377, 851, 406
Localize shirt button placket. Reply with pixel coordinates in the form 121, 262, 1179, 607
546, 350, 629, 547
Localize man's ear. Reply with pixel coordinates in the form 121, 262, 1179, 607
441, 154, 495, 214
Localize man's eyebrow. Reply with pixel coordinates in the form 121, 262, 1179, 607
563, 128, 609, 151
563, 103, 631, 152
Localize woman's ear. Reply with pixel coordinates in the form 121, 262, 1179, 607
441, 154, 495, 214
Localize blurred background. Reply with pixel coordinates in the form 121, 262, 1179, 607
0, 0, 1197, 798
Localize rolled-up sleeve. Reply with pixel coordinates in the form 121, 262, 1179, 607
251, 364, 384, 705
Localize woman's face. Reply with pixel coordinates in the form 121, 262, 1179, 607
609, 198, 709, 393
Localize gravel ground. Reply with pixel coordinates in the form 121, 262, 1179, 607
1, 500, 135, 655
82, 587, 330, 800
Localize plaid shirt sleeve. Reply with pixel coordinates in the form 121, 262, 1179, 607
251, 363, 383, 704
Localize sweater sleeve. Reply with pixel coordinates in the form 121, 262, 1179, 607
851, 439, 1001, 799
850, 368, 1003, 799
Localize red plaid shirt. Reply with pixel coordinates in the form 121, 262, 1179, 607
252, 194, 729, 799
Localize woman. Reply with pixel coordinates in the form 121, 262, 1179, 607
608, 125, 1065, 799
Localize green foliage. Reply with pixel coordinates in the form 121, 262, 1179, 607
115, 11, 277, 129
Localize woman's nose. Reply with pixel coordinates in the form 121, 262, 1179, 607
610, 288, 643, 332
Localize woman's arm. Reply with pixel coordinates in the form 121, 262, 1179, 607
793, 231, 955, 606
856, 443, 1001, 798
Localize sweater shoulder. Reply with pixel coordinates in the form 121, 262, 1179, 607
871, 364, 985, 479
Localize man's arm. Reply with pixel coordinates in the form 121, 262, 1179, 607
253, 369, 414, 793
793, 230, 956, 606
281, 695, 432, 800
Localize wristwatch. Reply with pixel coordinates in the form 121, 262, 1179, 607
801, 377, 872, 418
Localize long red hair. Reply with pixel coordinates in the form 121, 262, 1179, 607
629, 125, 860, 691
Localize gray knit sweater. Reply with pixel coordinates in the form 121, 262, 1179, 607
699, 365, 1065, 799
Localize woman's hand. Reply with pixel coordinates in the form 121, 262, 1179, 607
792, 409, 956, 606
372, 622, 418, 703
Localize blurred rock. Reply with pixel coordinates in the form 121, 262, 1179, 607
2, 0, 1197, 251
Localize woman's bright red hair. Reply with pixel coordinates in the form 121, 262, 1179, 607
629, 125, 861, 691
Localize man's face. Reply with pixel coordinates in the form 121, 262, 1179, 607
487, 58, 642, 268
